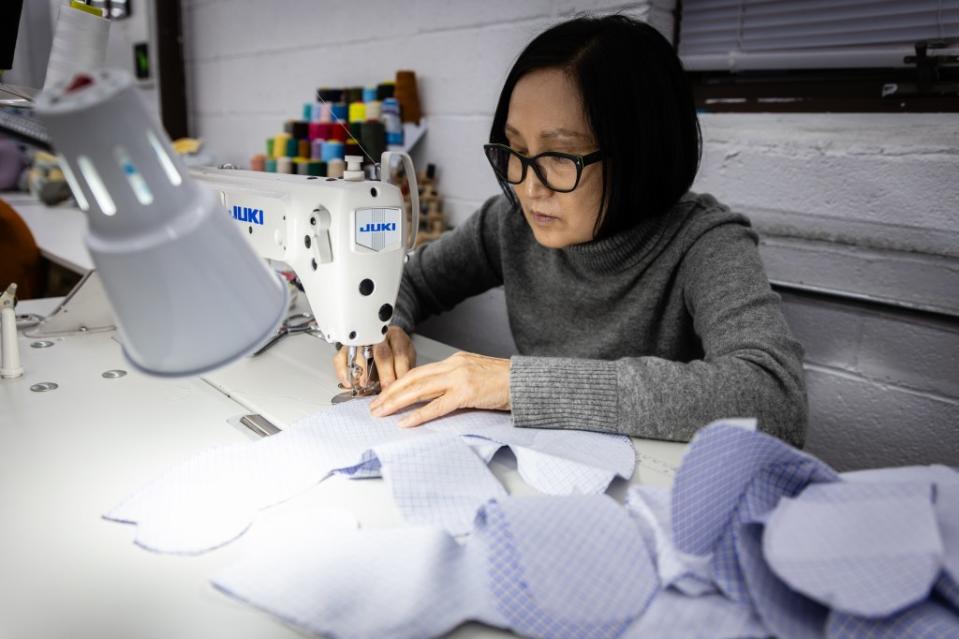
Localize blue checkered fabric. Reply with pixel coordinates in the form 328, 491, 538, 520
475, 496, 658, 639
374, 433, 507, 535
671, 423, 839, 556
623, 589, 768, 639
937, 572, 959, 612
825, 600, 959, 639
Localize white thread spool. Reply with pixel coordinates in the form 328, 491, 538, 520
43, 4, 110, 91
0, 284, 23, 379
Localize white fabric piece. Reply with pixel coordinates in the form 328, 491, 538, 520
626, 485, 716, 596
106, 398, 634, 554
105, 400, 428, 553
433, 411, 636, 485
511, 445, 620, 495
841, 464, 959, 584
764, 481, 943, 618
373, 432, 507, 534
462, 434, 505, 463
215, 525, 502, 639
623, 589, 768, 639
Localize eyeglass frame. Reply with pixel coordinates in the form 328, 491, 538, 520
483, 143, 603, 194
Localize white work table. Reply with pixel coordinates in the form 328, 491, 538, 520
0, 293, 687, 639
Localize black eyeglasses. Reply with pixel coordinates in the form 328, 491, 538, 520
483, 143, 602, 193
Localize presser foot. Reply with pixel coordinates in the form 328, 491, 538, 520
331, 345, 379, 404
331, 380, 381, 404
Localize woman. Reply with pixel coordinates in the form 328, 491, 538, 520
335, 15, 807, 447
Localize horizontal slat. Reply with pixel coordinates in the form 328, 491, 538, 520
680, 0, 959, 62
682, 46, 959, 71
744, 21, 959, 52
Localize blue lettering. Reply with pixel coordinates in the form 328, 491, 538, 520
232, 205, 264, 225
359, 223, 397, 233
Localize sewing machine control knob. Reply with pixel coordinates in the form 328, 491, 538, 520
343, 155, 364, 181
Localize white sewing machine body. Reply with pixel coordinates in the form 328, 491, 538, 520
191, 164, 413, 348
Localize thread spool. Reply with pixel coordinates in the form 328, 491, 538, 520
317, 123, 333, 139
265, 158, 277, 173
305, 160, 325, 176
395, 70, 421, 124
266, 138, 274, 157
365, 100, 382, 121
249, 154, 266, 171
311, 139, 323, 160
382, 98, 403, 146
307, 122, 322, 141
327, 158, 346, 179
317, 88, 343, 103
349, 121, 363, 141
331, 104, 348, 122
297, 139, 310, 158
362, 86, 378, 102
273, 133, 291, 159
361, 121, 387, 160
348, 102, 365, 123
302, 103, 312, 120
277, 156, 293, 174
296, 159, 310, 175
321, 140, 345, 162
329, 125, 348, 142
286, 120, 308, 139
285, 137, 297, 157
344, 141, 362, 158
376, 82, 395, 100
346, 87, 364, 104
43, 3, 110, 91
318, 102, 333, 123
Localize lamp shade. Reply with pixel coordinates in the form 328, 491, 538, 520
34, 70, 287, 376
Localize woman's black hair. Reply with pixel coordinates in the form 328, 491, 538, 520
489, 14, 701, 239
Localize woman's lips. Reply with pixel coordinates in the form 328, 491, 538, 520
530, 211, 559, 225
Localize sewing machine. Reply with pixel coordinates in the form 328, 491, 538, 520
192, 158, 419, 400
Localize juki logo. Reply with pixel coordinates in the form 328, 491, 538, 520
358, 223, 397, 232
232, 205, 264, 225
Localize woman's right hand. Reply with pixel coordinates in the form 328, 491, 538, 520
333, 325, 417, 390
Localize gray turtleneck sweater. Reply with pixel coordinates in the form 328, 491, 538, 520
393, 192, 807, 447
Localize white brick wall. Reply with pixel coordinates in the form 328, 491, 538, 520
181, 0, 673, 225
182, 2, 959, 470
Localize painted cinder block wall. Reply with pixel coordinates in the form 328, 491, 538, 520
181, 1, 959, 471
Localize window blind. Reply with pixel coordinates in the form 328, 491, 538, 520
679, 0, 959, 71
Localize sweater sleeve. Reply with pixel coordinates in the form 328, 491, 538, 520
509, 222, 808, 447
391, 195, 506, 333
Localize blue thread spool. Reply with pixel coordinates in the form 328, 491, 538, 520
382, 98, 403, 146
265, 158, 277, 172
302, 103, 312, 120
331, 103, 348, 122
321, 140, 345, 162
362, 86, 377, 102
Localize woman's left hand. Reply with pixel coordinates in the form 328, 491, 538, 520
369, 351, 511, 428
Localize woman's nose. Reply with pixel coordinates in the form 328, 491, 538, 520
523, 167, 550, 198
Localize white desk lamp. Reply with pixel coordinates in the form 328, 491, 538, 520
33, 70, 288, 377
